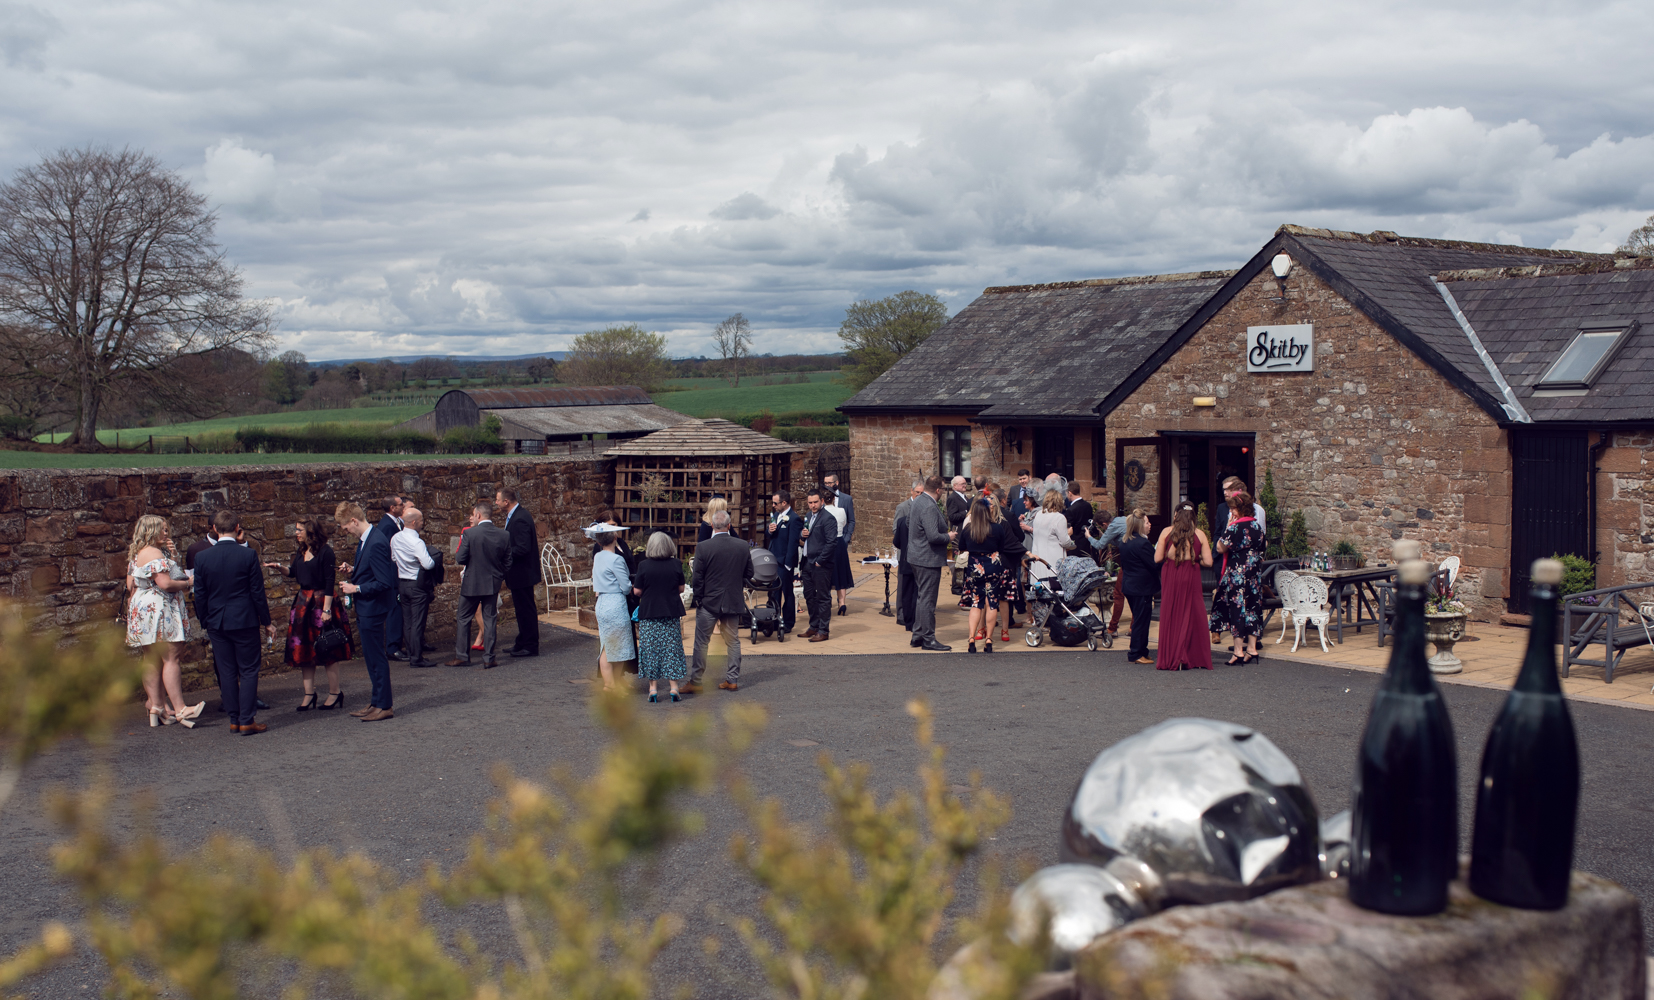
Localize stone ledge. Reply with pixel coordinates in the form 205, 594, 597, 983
1075, 870, 1644, 1000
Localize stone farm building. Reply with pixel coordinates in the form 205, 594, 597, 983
842, 225, 1654, 620
393, 386, 690, 455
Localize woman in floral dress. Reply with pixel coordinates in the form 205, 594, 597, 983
958, 498, 1009, 653
125, 515, 205, 728
1209, 490, 1266, 664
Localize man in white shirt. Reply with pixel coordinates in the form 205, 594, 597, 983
389, 507, 437, 668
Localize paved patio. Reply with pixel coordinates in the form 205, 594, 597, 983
546, 568, 1654, 711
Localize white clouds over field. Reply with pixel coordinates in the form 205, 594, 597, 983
2, 0, 1651, 357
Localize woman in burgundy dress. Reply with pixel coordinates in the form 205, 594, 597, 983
1153, 501, 1213, 670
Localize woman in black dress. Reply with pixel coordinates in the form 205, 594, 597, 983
991, 488, 1025, 642
263, 518, 353, 711
632, 531, 688, 702
959, 497, 1008, 653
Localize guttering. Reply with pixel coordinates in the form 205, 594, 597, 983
1433, 279, 1532, 424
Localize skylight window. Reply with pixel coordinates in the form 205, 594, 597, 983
1536, 327, 1630, 390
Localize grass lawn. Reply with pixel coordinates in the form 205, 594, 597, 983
0, 452, 424, 470
37, 404, 430, 446
656, 371, 839, 391
652, 377, 852, 418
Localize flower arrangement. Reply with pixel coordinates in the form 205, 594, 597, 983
1426, 570, 1468, 616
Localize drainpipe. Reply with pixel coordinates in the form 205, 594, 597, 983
1589, 427, 1612, 568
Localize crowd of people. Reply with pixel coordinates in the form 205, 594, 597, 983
125, 489, 540, 734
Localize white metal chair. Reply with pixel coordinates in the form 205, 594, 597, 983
1285, 576, 1332, 653
1437, 555, 1460, 589
1272, 568, 1301, 646
540, 541, 593, 614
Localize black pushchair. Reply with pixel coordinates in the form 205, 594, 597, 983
744, 546, 786, 643
1024, 555, 1114, 650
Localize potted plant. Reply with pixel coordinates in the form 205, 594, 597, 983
1423, 571, 1468, 674
1331, 540, 1362, 571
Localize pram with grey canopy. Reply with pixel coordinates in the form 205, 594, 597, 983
1024, 555, 1114, 650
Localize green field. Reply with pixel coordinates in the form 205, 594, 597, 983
652, 377, 852, 418
0, 452, 424, 470
37, 404, 430, 446
656, 371, 839, 391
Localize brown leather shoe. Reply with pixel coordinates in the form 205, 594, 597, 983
359, 707, 394, 722
445, 658, 472, 667
799, 628, 818, 638
718, 681, 738, 692
680, 682, 703, 694
349, 705, 374, 718
238, 721, 268, 736
809, 632, 829, 642
1130, 656, 1154, 665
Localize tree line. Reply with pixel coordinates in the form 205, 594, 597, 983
0, 145, 953, 449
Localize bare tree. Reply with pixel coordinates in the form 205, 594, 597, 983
0, 146, 275, 447
711, 312, 753, 386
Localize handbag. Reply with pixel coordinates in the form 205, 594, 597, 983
315, 620, 349, 658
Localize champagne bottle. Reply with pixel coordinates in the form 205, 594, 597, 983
1349, 556, 1458, 915
1469, 558, 1579, 909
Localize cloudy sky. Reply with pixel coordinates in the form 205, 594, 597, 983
3, 0, 1652, 360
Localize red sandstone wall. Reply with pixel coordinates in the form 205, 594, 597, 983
0, 457, 613, 687
1599, 432, 1654, 591
1105, 266, 1511, 620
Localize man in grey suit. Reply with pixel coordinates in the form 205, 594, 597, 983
687, 509, 751, 692
907, 476, 954, 651
893, 479, 922, 628
449, 502, 512, 669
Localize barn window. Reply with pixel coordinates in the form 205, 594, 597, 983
1537, 327, 1631, 389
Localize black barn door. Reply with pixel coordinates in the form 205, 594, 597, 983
1509, 430, 1590, 613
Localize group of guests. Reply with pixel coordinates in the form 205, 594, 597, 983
1112, 476, 1268, 669
124, 488, 542, 734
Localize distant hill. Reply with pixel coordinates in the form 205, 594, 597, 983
309, 352, 566, 367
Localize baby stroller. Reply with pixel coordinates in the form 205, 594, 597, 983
1024, 555, 1114, 651
744, 546, 786, 643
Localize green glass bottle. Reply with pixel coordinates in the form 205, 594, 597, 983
1348, 557, 1458, 915
1469, 558, 1580, 909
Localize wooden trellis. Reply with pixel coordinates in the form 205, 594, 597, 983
604, 419, 800, 556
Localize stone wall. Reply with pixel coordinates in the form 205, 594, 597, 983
1105, 266, 1510, 619
1599, 430, 1654, 591
0, 457, 614, 687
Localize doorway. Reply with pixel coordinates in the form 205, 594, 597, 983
1510, 430, 1590, 614
1166, 434, 1256, 524
1033, 426, 1075, 482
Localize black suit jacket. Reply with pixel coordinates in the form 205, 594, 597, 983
457, 521, 512, 597
800, 508, 838, 567
946, 490, 971, 530
768, 508, 805, 570
501, 504, 539, 587
348, 527, 397, 618
692, 532, 751, 617
192, 540, 272, 632
1065, 497, 1096, 563
1118, 536, 1160, 598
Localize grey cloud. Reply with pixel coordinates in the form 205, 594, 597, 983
0, 2, 59, 69
710, 192, 781, 221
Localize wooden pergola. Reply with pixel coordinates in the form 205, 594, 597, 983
604, 418, 801, 555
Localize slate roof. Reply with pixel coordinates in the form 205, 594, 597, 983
494, 403, 689, 439
838, 271, 1235, 421
602, 418, 800, 457
1440, 258, 1654, 423
457, 386, 653, 408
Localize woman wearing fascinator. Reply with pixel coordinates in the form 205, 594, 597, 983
585, 520, 635, 691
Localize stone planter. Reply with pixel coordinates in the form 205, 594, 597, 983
1330, 554, 1361, 571
1425, 610, 1467, 674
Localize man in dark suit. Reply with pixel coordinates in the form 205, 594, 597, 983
892, 479, 922, 628
946, 476, 972, 530
765, 490, 804, 635
798, 488, 838, 642
1065, 481, 1096, 564
370, 496, 410, 660
452, 502, 512, 668
338, 501, 398, 721
687, 510, 752, 691
1007, 470, 1036, 523
192, 509, 274, 735
494, 487, 541, 657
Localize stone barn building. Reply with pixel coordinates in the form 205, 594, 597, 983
843, 225, 1654, 620
395, 386, 689, 454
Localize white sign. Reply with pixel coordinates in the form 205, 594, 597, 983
1246, 324, 1314, 372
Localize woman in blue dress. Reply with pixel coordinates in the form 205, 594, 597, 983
592, 527, 635, 691
1209, 490, 1266, 665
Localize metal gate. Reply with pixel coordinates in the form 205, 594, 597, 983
1509, 430, 1590, 613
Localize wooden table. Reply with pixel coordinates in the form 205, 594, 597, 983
1302, 566, 1397, 643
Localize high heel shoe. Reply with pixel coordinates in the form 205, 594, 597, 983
173, 710, 196, 729
296, 692, 318, 712
999, 628, 1010, 643
148, 706, 166, 728
649, 692, 659, 703
837, 604, 847, 617
670, 691, 681, 702
984, 641, 993, 654
967, 641, 977, 653
177, 702, 205, 722
317, 691, 345, 711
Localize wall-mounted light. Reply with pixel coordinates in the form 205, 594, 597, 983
1271, 251, 1292, 300
1193, 396, 1217, 408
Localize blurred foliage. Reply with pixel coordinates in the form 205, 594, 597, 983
837, 292, 948, 393
2, 614, 1043, 1000
1551, 552, 1597, 599
728, 699, 1042, 1000
1258, 462, 1282, 559
1283, 510, 1310, 558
